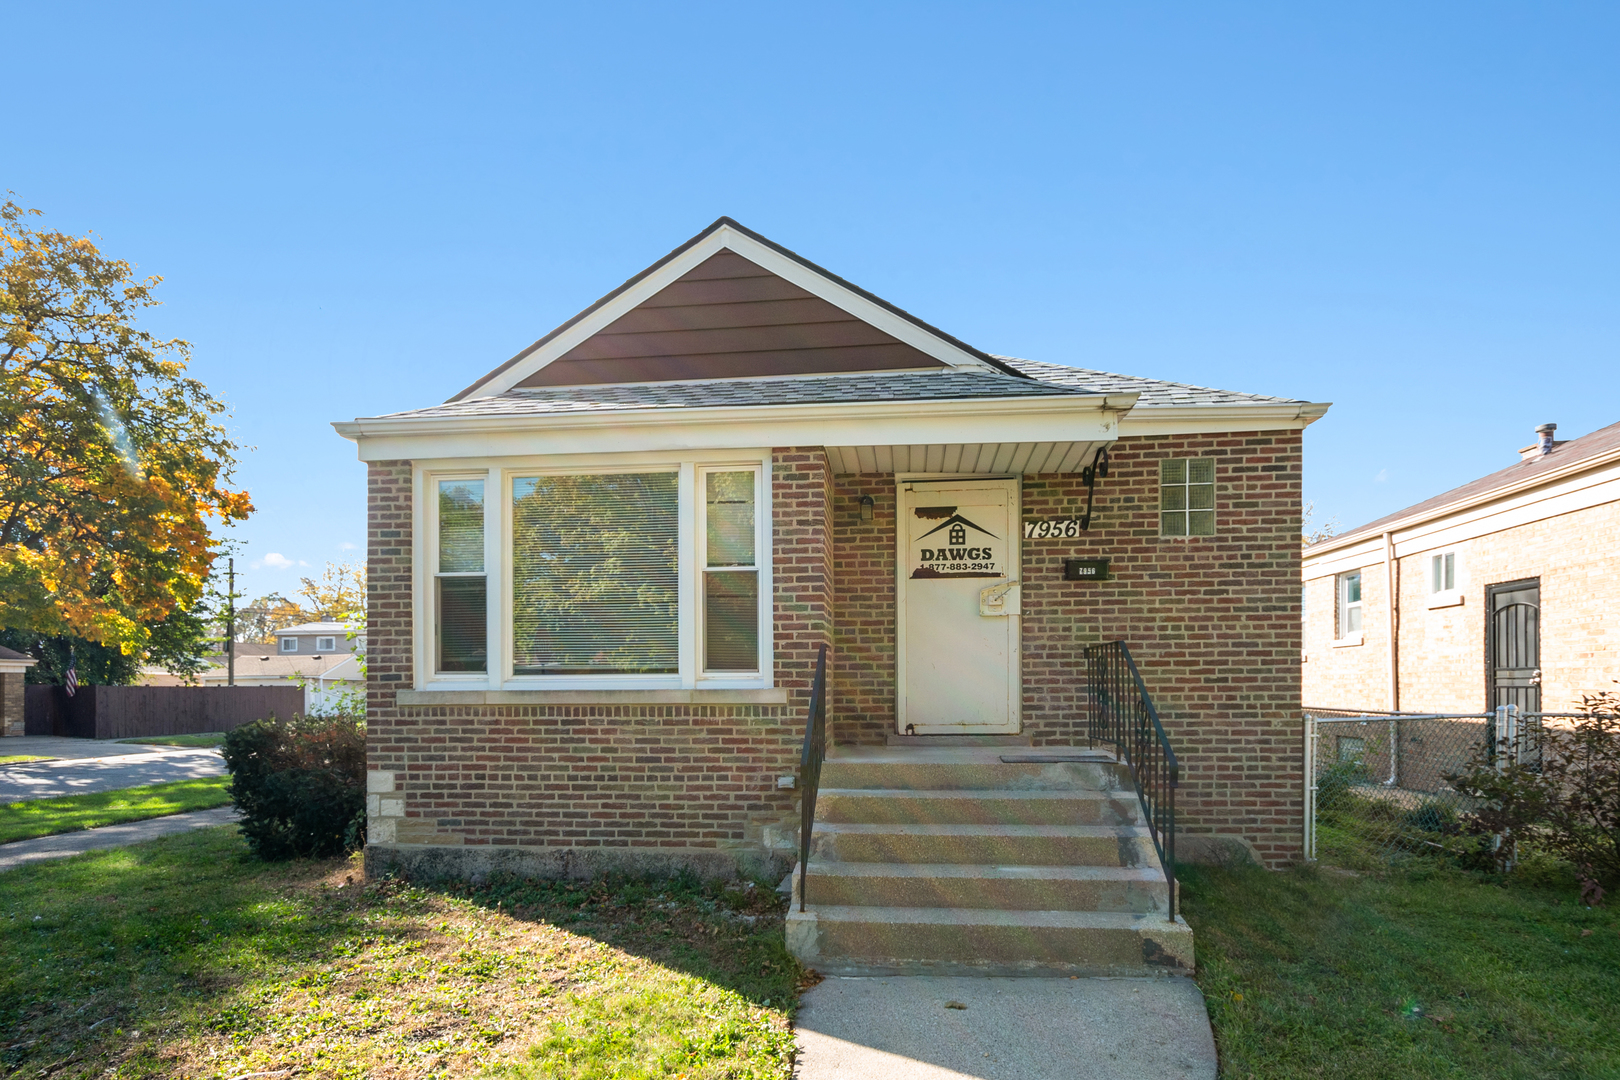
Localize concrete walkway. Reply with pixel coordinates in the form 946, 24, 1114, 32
795, 975, 1217, 1080
0, 740, 226, 804
0, 807, 239, 873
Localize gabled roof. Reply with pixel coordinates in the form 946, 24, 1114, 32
452, 217, 1024, 401
1309, 419, 1620, 553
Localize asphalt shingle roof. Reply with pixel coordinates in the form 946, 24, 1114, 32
995, 356, 1309, 407
369, 359, 1311, 423
377, 370, 1093, 421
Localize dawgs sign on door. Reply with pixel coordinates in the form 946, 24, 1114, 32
909, 508, 1005, 579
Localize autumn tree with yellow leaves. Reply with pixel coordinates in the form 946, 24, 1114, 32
0, 196, 252, 666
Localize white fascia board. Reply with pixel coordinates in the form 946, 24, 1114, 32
464, 225, 994, 399
1118, 401, 1331, 436
1303, 536, 1387, 582
1304, 459, 1620, 577
0, 658, 36, 674
335, 392, 1135, 463
1306, 444, 1620, 562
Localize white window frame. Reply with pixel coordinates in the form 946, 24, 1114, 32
1335, 570, 1363, 644
414, 451, 773, 692
1427, 549, 1464, 609
280, 636, 298, 653
423, 471, 495, 683
315, 636, 336, 652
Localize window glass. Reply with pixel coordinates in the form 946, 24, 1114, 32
438, 480, 485, 573
706, 471, 756, 566
280, 637, 297, 653
703, 469, 760, 672
437, 578, 487, 672
1160, 459, 1215, 536
1431, 552, 1456, 593
704, 571, 759, 670
512, 472, 679, 675
1339, 571, 1363, 637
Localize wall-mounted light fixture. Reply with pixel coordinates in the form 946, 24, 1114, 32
859, 494, 875, 523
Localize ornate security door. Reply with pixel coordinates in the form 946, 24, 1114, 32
1487, 578, 1541, 715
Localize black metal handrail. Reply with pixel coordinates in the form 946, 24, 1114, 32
797, 642, 829, 913
1084, 640, 1180, 921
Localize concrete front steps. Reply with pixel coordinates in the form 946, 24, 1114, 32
786, 745, 1194, 977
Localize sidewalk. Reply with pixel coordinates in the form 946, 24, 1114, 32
0, 807, 239, 873
795, 975, 1217, 1080
0, 739, 226, 804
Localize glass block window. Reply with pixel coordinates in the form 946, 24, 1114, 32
435, 478, 487, 673
511, 472, 679, 675
702, 468, 760, 672
1160, 459, 1215, 536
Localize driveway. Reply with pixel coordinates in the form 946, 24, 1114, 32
0, 740, 227, 804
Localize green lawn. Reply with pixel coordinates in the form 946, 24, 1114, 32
0, 827, 799, 1078
0, 777, 233, 844
0, 754, 55, 765
1180, 857, 1620, 1079
116, 733, 227, 748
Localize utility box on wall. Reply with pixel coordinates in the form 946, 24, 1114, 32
1064, 558, 1112, 581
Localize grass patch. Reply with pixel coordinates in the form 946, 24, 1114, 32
116, 734, 226, 748
1180, 857, 1620, 1078
0, 827, 800, 1078
0, 755, 55, 765
0, 777, 233, 844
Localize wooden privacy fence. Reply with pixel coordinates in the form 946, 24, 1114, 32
24, 685, 305, 740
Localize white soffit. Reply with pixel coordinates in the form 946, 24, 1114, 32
825, 441, 1105, 475
464, 225, 997, 400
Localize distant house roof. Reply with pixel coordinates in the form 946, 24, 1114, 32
199, 654, 358, 682
274, 622, 353, 637
1310, 419, 1620, 552
0, 645, 37, 672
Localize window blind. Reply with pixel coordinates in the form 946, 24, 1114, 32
512, 472, 679, 675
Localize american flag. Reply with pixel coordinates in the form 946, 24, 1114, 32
64, 650, 78, 697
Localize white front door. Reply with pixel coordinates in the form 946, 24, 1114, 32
898, 477, 1021, 735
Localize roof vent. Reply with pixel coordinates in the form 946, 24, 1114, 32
1519, 422, 1559, 462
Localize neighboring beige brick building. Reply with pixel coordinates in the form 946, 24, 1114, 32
1304, 421, 1620, 715
336, 217, 1329, 881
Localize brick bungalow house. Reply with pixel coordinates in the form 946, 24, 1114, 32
336, 219, 1327, 974
1304, 420, 1620, 715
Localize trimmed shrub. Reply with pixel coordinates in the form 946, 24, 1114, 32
222, 714, 366, 860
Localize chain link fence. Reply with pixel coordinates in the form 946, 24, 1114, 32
1303, 706, 1570, 866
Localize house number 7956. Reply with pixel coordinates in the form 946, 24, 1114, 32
1023, 518, 1083, 539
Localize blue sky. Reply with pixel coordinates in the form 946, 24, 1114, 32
8, 3, 1618, 603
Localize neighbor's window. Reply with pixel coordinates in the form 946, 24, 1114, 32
1430, 551, 1457, 594
1160, 459, 1215, 536
702, 468, 761, 672
512, 472, 678, 675
435, 478, 487, 673
315, 636, 336, 652
1337, 571, 1362, 639
280, 637, 298, 653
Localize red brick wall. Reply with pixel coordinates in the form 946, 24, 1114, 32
364, 450, 832, 872
831, 474, 898, 746
826, 432, 1306, 863
1021, 431, 1305, 865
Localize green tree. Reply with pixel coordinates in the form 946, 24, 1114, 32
0, 196, 252, 659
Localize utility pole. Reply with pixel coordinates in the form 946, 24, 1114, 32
226, 558, 236, 687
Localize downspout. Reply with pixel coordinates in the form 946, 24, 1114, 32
1384, 530, 1399, 786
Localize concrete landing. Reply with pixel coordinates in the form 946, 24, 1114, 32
795, 975, 1217, 1080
